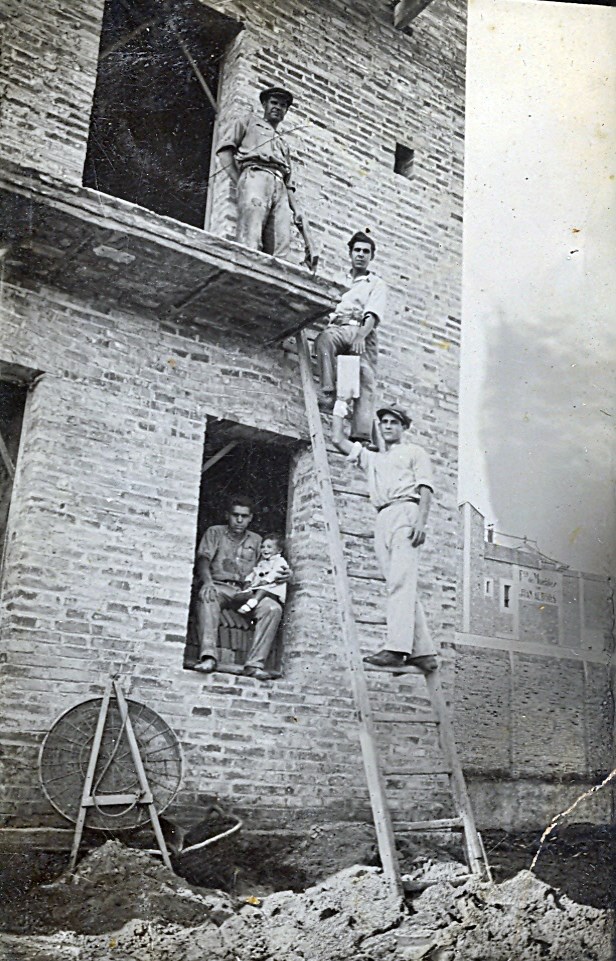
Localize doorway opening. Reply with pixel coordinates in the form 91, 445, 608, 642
0, 379, 28, 563
184, 420, 297, 673
84, 0, 242, 227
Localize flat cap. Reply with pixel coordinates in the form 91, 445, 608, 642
376, 405, 411, 428
259, 86, 294, 107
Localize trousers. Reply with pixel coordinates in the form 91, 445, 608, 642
315, 324, 378, 441
195, 581, 283, 670
236, 167, 292, 259
374, 501, 436, 656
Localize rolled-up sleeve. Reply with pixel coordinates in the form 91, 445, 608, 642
412, 447, 434, 493
364, 277, 387, 326
197, 526, 219, 561
215, 117, 247, 156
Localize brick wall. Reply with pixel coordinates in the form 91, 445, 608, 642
0, 0, 103, 182
0, 0, 470, 833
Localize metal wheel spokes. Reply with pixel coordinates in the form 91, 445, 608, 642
39, 697, 182, 831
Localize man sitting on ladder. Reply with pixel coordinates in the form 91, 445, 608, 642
332, 405, 438, 673
314, 231, 387, 443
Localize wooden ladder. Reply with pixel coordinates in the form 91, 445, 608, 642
296, 330, 486, 896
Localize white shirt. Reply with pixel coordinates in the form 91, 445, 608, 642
330, 271, 387, 326
348, 441, 434, 510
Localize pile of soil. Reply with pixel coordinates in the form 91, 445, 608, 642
0, 841, 235, 936
399, 862, 612, 961
0, 841, 612, 961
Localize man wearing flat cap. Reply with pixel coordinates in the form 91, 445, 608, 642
216, 86, 302, 258
332, 405, 438, 673
315, 231, 387, 442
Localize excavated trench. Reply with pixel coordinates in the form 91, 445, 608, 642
0, 824, 613, 961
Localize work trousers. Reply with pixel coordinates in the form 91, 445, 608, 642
374, 501, 436, 657
315, 324, 378, 441
196, 581, 283, 670
236, 167, 292, 259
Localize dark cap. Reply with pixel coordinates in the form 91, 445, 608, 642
260, 86, 294, 108
347, 230, 376, 255
377, 406, 411, 428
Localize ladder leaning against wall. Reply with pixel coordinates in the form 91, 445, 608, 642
295, 329, 487, 898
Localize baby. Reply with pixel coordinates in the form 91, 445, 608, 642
232, 533, 291, 615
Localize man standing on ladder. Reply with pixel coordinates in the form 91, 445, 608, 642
332, 406, 438, 673
216, 86, 304, 260
315, 231, 387, 443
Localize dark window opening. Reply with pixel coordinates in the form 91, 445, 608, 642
502, 584, 511, 609
394, 143, 415, 180
84, 0, 242, 227
0, 381, 28, 559
184, 421, 296, 674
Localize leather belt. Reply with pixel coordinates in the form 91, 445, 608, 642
240, 163, 287, 181
328, 318, 362, 327
377, 498, 420, 513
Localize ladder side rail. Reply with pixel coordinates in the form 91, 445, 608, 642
424, 671, 485, 875
113, 680, 174, 871
69, 679, 114, 871
296, 330, 402, 897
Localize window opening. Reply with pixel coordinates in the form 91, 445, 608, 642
500, 580, 513, 612
84, 0, 242, 227
0, 380, 28, 560
484, 578, 493, 597
184, 422, 296, 674
394, 143, 415, 179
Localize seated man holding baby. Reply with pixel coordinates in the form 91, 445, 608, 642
193, 494, 291, 682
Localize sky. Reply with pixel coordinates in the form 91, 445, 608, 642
460, 0, 616, 576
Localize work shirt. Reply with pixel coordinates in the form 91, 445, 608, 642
216, 114, 294, 184
347, 441, 434, 511
197, 525, 262, 583
329, 272, 387, 327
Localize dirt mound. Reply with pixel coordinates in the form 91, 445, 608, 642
0, 860, 403, 961
0, 842, 612, 961
399, 867, 612, 960
0, 840, 234, 936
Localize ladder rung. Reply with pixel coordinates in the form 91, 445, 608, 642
348, 572, 386, 583
374, 713, 438, 724
387, 764, 452, 776
394, 818, 464, 831
363, 663, 425, 675
332, 485, 370, 499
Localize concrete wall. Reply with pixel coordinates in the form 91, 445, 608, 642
0, 0, 467, 830
455, 503, 614, 829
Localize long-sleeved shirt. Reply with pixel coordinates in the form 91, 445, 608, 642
216, 113, 293, 184
197, 525, 262, 583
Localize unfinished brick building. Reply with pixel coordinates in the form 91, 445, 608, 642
0, 0, 610, 851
